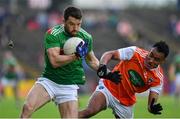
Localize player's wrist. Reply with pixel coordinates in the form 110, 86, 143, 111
70, 54, 79, 60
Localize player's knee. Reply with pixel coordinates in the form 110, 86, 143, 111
82, 107, 97, 118
22, 103, 35, 113
20, 103, 35, 118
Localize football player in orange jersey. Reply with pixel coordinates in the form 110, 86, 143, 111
79, 41, 169, 118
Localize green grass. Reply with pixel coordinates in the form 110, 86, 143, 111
0, 95, 180, 118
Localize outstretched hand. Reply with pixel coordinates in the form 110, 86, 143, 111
76, 41, 88, 58
149, 98, 163, 115
97, 64, 121, 84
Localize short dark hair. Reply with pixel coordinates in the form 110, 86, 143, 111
63, 6, 82, 21
153, 41, 169, 58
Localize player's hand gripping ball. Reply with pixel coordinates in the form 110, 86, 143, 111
75, 41, 88, 58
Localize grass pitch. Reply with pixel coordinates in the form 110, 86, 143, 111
0, 95, 179, 118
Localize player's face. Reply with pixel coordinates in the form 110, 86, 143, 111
145, 48, 165, 69
64, 16, 82, 36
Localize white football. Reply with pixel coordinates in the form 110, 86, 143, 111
63, 37, 84, 55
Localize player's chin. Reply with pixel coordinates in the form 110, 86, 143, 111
71, 31, 78, 36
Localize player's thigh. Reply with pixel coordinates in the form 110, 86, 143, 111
58, 100, 78, 118
25, 83, 51, 109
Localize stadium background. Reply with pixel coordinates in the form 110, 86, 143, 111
0, 0, 180, 118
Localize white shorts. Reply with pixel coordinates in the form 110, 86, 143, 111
36, 77, 79, 104
0, 77, 17, 87
175, 73, 180, 87
95, 79, 133, 118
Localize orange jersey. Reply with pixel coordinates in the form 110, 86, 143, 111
103, 46, 163, 106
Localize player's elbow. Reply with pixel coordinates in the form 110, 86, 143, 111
79, 108, 96, 118
49, 59, 60, 68
51, 63, 59, 68
48, 55, 61, 68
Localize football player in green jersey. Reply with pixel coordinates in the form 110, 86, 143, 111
0, 50, 22, 106
20, 6, 100, 118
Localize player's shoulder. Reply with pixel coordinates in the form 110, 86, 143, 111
135, 46, 148, 57
46, 25, 64, 36
78, 28, 92, 39
152, 66, 164, 84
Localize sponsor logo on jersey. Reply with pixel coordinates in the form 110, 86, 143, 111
128, 70, 145, 87
148, 78, 154, 83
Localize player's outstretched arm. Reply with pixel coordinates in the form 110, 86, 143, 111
97, 50, 121, 84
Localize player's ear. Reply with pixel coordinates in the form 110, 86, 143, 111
160, 59, 165, 64
160, 56, 166, 64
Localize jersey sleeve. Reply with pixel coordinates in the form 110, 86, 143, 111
44, 32, 60, 49
149, 84, 162, 94
150, 68, 164, 94
87, 35, 93, 52
118, 46, 136, 60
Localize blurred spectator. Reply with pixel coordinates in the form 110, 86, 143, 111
9, 0, 18, 15
175, 20, 180, 39
117, 20, 133, 37
0, 6, 11, 48
36, 11, 48, 30
168, 14, 178, 37
163, 75, 171, 95
169, 52, 180, 105
107, 10, 118, 28
28, 0, 52, 10
83, 12, 97, 29
167, 14, 180, 40
96, 13, 108, 30
116, 19, 139, 43
27, 16, 40, 31
177, 0, 180, 11
0, 50, 25, 106
48, 11, 63, 28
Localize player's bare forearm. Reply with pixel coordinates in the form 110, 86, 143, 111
85, 51, 99, 71
100, 50, 120, 65
148, 91, 159, 107
47, 47, 78, 68
86, 59, 99, 71
55, 54, 78, 67
147, 91, 163, 115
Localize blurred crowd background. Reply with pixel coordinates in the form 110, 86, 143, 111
0, 0, 180, 99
